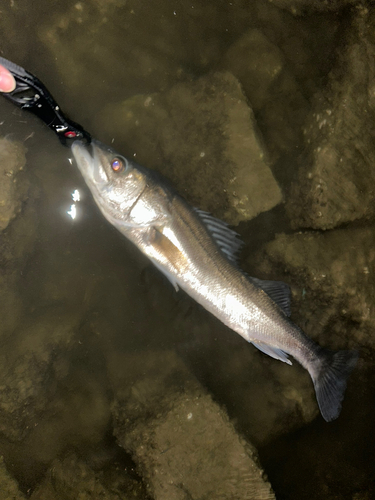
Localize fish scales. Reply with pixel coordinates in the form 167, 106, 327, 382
127, 187, 313, 361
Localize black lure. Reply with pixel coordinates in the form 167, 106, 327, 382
0, 56, 91, 146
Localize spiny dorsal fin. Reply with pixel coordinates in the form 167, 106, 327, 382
194, 208, 244, 265
194, 209, 291, 316
249, 277, 291, 317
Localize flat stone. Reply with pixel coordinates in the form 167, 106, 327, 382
0, 307, 82, 441
0, 456, 26, 500
254, 227, 374, 351
221, 29, 284, 112
38, 0, 226, 115
110, 350, 275, 500
267, 0, 358, 15
286, 7, 375, 229
30, 454, 126, 500
221, 29, 309, 161
100, 72, 282, 225
0, 138, 27, 231
0, 173, 39, 339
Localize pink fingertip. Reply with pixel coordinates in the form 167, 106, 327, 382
0, 69, 16, 92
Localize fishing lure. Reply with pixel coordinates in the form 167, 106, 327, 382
0, 56, 91, 146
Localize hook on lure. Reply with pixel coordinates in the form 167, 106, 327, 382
0, 56, 91, 147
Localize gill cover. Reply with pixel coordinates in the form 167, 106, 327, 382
71, 140, 153, 227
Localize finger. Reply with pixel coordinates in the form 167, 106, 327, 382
0, 65, 16, 92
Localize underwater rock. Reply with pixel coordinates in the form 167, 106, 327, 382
286, 7, 375, 229
0, 456, 26, 500
0, 139, 38, 345
267, 0, 358, 15
0, 0, 61, 63
0, 169, 40, 339
187, 340, 318, 445
30, 453, 127, 500
0, 273, 22, 340
38, 0, 228, 115
221, 29, 309, 161
254, 227, 374, 351
221, 29, 285, 112
1, 336, 113, 488
225, 0, 340, 96
100, 72, 282, 225
0, 138, 27, 231
0, 307, 82, 441
110, 350, 275, 500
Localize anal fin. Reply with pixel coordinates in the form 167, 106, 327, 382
150, 260, 180, 292
252, 341, 292, 365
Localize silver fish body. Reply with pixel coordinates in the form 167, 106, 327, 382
72, 139, 358, 422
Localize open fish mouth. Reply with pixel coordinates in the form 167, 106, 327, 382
71, 140, 109, 186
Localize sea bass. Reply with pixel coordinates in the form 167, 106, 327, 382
72, 139, 358, 422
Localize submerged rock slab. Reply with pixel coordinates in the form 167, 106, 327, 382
0, 456, 26, 500
221, 29, 309, 161
38, 0, 228, 115
30, 453, 129, 500
188, 341, 318, 445
100, 72, 282, 225
110, 350, 275, 500
0, 138, 27, 231
267, 0, 358, 15
221, 29, 285, 113
254, 227, 374, 351
286, 7, 375, 229
0, 307, 81, 441
0, 163, 39, 339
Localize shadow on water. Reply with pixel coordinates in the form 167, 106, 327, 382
0, 1, 374, 499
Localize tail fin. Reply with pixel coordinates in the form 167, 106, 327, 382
312, 349, 358, 422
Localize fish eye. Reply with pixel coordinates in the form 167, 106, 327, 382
111, 157, 125, 173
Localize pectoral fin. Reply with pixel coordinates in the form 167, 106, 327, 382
147, 227, 187, 291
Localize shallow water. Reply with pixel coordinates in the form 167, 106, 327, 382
0, 1, 374, 499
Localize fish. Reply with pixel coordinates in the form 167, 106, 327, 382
0, 54, 356, 421
71, 138, 358, 422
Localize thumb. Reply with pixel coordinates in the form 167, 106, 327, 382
0, 66, 16, 92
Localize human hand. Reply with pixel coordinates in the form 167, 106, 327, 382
0, 64, 16, 92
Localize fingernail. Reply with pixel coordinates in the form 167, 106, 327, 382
0, 70, 16, 92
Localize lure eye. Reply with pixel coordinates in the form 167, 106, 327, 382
111, 157, 124, 173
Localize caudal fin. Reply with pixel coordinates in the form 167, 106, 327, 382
312, 349, 358, 422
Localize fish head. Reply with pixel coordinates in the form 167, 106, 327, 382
71, 139, 148, 225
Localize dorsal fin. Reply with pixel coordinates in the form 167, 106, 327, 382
194, 208, 244, 265
249, 277, 291, 317
194, 209, 291, 317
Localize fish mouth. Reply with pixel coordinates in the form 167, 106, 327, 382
71, 140, 109, 186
